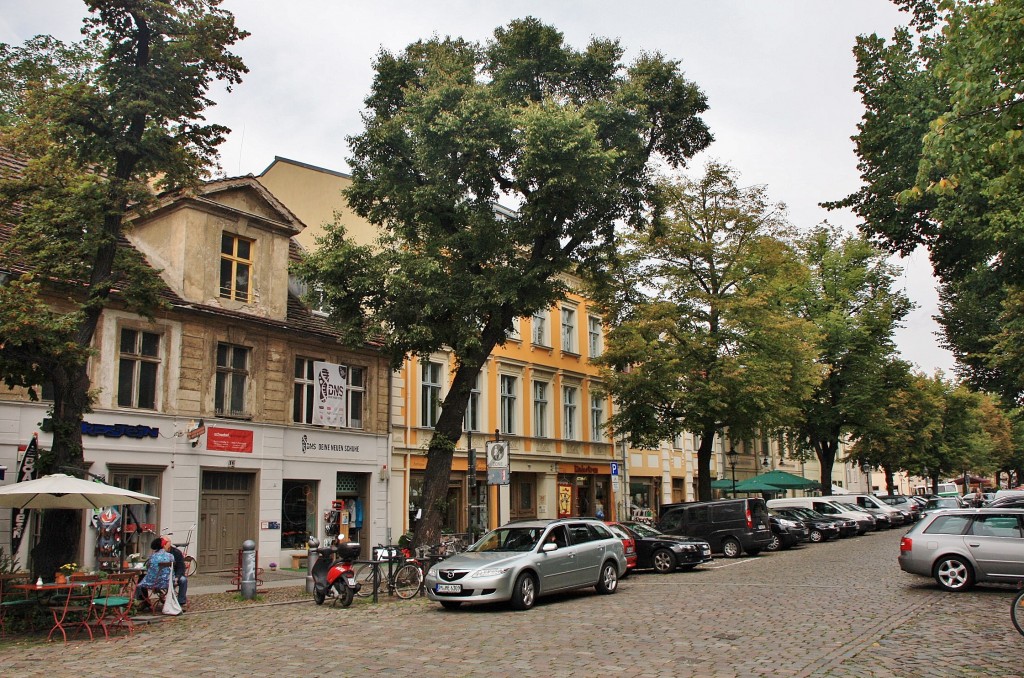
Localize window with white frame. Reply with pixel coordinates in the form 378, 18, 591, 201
117, 328, 161, 410
561, 306, 577, 353
215, 342, 250, 417
421, 360, 443, 428
500, 374, 518, 435
532, 310, 548, 346
588, 316, 603, 358
464, 371, 481, 432
506, 317, 521, 341
294, 358, 366, 428
563, 385, 578, 439
533, 380, 549, 438
590, 393, 605, 442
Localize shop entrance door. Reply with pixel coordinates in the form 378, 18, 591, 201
199, 471, 253, 572
510, 473, 535, 521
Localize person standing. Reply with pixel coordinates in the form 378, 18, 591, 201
162, 536, 189, 609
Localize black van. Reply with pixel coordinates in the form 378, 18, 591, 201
657, 498, 773, 557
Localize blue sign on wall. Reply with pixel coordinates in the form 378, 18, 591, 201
611, 462, 619, 476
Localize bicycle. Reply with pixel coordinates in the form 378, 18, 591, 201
163, 524, 198, 577
353, 545, 422, 600
1012, 582, 1024, 637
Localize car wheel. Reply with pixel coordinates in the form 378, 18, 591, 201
721, 538, 741, 558
510, 572, 537, 610
934, 556, 975, 592
652, 549, 676, 574
809, 529, 824, 543
439, 601, 462, 610
595, 561, 618, 594
766, 534, 781, 551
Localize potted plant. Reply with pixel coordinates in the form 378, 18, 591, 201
56, 562, 79, 584
268, 562, 277, 571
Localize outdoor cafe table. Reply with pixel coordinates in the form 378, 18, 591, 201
13, 579, 113, 642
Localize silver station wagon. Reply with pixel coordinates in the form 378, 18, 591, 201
898, 508, 1024, 591
424, 518, 627, 610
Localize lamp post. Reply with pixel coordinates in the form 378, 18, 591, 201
862, 462, 872, 494
727, 448, 739, 497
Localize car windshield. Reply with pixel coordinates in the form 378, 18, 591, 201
469, 526, 545, 553
926, 497, 961, 509
622, 522, 663, 538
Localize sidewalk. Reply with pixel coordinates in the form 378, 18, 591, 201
186, 567, 307, 596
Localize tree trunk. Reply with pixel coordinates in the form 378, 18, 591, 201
813, 437, 838, 496
411, 349, 493, 549
883, 466, 895, 495
696, 425, 718, 501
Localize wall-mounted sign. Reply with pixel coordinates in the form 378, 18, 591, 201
557, 483, 573, 517
207, 427, 254, 453
82, 422, 159, 439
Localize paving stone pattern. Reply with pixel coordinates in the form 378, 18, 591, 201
0, 528, 1022, 677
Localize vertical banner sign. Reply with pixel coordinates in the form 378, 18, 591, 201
557, 483, 573, 518
11, 433, 39, 553
313, 361, 347, 428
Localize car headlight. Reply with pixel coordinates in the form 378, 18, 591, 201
676, 544, 698, 552
472, 567, 511, 578
780, 519, 799, 528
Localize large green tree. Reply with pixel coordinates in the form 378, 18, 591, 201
596, 162, 820, 501
0, 0, 246, 578
794, 226, 912, 494
296, 18, 712, 546
833, 0, 1024, 403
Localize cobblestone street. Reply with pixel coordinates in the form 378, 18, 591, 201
1, 527, 1021, 677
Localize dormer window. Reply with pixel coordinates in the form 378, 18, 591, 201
220, 232, 254, 302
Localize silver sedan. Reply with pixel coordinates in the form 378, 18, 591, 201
425, 518, 626, 610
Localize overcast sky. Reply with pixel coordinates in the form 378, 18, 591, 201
0, 0, 956, 375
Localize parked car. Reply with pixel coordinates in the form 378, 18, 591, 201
833, 501, 894, 529
840, 493, 909, 526
424, 518, 626, 611
767, 498, 876, 535
988, 494, 1024, 509
877, 494, 922, 521
920, 496, 965, 518
605, 522, 638, 575
770, 506, 843, 542
609, 521, 712, 573
898, 508, 1024, 591
658, 498, 773, 558
767, 513, 809, 551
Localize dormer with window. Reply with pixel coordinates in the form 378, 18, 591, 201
125, 177, 305, 322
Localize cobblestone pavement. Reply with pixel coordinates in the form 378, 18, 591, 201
1, 527, 1022, 677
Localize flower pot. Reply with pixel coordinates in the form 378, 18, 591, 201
54, 573, 67, 585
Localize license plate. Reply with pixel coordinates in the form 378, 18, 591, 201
435, 583, 461, 594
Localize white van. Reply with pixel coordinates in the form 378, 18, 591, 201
767, 497, 876, 534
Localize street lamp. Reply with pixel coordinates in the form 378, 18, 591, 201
861, 462, 872, 494
761, 454, 771, 470
727, 448, 739, 496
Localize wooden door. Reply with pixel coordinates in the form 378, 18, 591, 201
199, 471, 253, 572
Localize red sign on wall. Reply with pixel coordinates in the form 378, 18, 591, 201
207, 427, 254, 453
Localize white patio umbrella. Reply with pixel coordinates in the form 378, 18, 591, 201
0, 473, 158, 510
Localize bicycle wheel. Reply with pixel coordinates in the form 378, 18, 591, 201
353, 563, 380, 598
393, 563, 423, 599
184, 555, 197, 577
1012, 590, 1024, 637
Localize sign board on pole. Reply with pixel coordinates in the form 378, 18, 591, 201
610, 462, 619, 476
485, 441, 509, 469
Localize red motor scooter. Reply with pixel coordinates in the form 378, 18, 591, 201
311, 540, 362, 607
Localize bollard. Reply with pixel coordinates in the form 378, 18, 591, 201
240, 539, 257, 600
305, 537, 319, 594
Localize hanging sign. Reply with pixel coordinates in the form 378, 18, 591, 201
313, 361, 348, 427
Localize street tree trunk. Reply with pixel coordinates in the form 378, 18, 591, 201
696, 424, 718, 501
